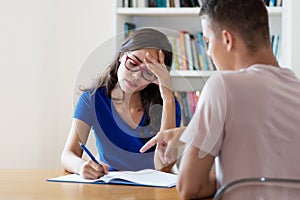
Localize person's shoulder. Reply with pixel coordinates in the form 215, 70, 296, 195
81, 87, 107, 96
205, 70, 234, 87
76, 90, 94, 105
78, 88, 106, 101
209, 65, 263, 84
79, 89, 94, 98
204, 68, 258, 94
210, 65, 284, 91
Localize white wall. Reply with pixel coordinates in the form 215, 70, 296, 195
0, 0, 114, 169
281, 0, 300, 76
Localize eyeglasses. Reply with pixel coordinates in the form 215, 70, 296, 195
124, 55, 157, 82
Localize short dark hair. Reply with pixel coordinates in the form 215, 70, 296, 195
200, 0, 270, 51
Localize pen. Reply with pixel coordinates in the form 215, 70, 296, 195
79, 142, 101, 166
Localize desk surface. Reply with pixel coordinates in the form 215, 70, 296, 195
0, 169, 182, 200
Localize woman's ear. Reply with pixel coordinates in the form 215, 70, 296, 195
222, 30, 234, 51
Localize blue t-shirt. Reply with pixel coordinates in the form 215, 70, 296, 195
74, 87, 181, 171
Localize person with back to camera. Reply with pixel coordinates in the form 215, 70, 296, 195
140, 0, 300, 199
61, 28, 182, 179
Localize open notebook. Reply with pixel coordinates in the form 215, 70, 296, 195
47, 169, 177, 188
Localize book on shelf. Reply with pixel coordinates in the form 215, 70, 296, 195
48, 169, 177, 188
122, 0, 148, 7
175, 91, 190, 126
156, 0, 167, 7
167, 30, 214, 72
120, 0, 282, 8
269, 0, 276, 7
276, 0, 282, 7
120, 0, 202, 8
124, 22, 136, 38
137, 0, 147, 7
179, 31, 189, 70
271, 34, 280, 60
196, 32, 210, 71
191, 37, 201, 70
180, 0, 200, 7
184, 32, 194, 70
168, 36, 180, 70
263, 0, 282, 7
175, 91, 200, 126
173, 36, 183, 70
201, 35, 215, 71
148, 0, 156, 7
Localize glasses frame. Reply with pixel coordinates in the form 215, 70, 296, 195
124, 55, 157, 82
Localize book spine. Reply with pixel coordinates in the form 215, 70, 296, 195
191, 38, 200, 70
148, 0, 156, 7
174, 0, 180, 7
180, 0, 190, 7
184, 32, 194, 70
190, 0, 200, 7
276, 0, 282, 6
263, 0, 270, 6
176, 36, 183, 70
132, 0, 137, 7
269, 0, 276, 7
179, 31, 188, 70
124, 0, 129, 7
124, 22, 136, 38
137, 0, 147, 7
168, 36, 178, 70
196, 32, 209, 71
157, 0, 167, 7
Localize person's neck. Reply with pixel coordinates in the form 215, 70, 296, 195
124, 92, 143, 111
233, 46, 279, 71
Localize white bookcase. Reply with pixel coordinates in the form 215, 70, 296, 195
281, 0, 300, 76
114, 1, 290, 91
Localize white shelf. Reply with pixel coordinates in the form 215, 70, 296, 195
267, 7, 283, 15
170, 70, 214, 92
170, 70, 213, 77
117, 7, 282, 16
117, 7, 201, 16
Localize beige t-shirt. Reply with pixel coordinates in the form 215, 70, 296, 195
180, 65, 300, 189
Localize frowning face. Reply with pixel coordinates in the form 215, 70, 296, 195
117, 48, 160, 94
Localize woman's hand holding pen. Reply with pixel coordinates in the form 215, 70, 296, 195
79, 160, 109, 180
79, 143, 109, 179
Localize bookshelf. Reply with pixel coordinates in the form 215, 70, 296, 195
170, 70, 212, 91
117, 6, 282, 16
114, 1, 285, 92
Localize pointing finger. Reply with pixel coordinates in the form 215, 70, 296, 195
140, 135, 159, 153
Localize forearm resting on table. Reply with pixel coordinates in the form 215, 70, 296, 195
178, 172, 216, 199
61, 150, 85, 174
177, 148, 216, 199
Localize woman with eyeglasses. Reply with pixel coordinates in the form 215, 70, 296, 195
61, 28, 182, 179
